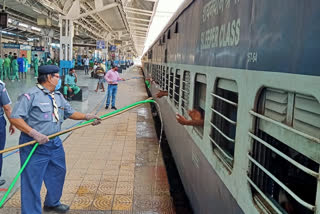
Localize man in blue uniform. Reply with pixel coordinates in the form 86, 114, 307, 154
10, 65, 101, 214
0, 80, 15, 186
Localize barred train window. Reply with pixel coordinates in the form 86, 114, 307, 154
158, 65, 161, 84
161, 66, 166, 90
248, 88, 319, 214
209, 79, 238, 169
151, 64, 156, 81
181, 71, 190, 117
169, 68, 174, 100
158, 66, 162, 86
157, 65, 161, 85
154, 65, 159, 84
174, 70, 181, 108
165, 67, 169, 91
194, 74, 206, 137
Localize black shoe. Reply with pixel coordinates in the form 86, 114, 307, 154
0, 179, 5, 186
111, 106, 117, 110
67, 97, 72, 101
105, 106, 109, 109
43, 204, 70, 213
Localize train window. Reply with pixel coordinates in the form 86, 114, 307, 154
209, 79, 238, 170
165, 67, 169, 91
174, 22, 179, 33
194, 74, 207, 137
157, 65, 162, 85
181, 71, 190, 117
174, 69, 181, 108
158, 65, 161, 84
161, 66, 166, 90
248, 88, 319, 214
151, 64, 156, 81
156, 65, 160, 83
167, 29, 171, 39
168, 68, 174, 101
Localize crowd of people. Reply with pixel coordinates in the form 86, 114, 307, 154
0, 52, 59, 82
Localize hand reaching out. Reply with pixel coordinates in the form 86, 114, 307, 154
176, 113, 189, 125
156, 90, 168, 98
188, 109, 202, 121
176, 109, 204, 126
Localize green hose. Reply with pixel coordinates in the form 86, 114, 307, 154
0, 99, 155, 207
145, 80, 150, 88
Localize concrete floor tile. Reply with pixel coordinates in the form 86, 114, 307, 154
77, 182, 99, 195
92, 194, 113, 211
97, 182, 117, 195
112, 195, 133, 211
115, 182, 134, 195
101, 176, 118, 183
71, 194, 95, 210
60, 193, 76, 205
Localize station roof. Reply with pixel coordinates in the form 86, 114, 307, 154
1, 0, 159, 57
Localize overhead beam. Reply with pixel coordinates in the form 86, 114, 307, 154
127, 17, 150, 22
130, 27, 149, 31
128, 22, 149, 27
124, 7, 153, 14
132, 35, 147, 38
74, 3, 118, 20
126, 11, 152, 17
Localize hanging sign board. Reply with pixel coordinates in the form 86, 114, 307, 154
114, 40, 122, 46
96, 40, 106, 49
3, 43, 20, 49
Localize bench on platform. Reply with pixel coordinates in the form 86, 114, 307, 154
70, 86, 88, 101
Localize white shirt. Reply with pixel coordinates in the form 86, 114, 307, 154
84, 58, 89, 66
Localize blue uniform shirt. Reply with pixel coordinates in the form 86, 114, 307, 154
11, 86, 75, 136
0, 80, 11, 117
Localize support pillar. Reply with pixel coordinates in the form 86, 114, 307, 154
59, 17, 74, 75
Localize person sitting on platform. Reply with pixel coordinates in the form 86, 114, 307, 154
63, 68, 80, 100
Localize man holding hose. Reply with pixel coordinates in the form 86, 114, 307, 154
10, 65, 101, 214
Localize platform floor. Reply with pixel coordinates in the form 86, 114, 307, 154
0, 67, 175, 213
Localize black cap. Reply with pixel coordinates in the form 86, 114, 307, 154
39, 65, 59, 74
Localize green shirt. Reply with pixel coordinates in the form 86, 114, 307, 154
64, 74, 77, 85
12, 59, 18, 67
4, 58, 10, 67
0, 58, 4, 66
34, 58, 39, 66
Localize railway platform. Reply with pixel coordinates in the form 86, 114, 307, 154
0, 67, 175, 214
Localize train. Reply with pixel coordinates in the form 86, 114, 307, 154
141, 0, 320, 213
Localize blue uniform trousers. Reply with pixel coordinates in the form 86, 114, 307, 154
0, 116, 6, 177
19, 134, 66, 214
106, 84, 118, 108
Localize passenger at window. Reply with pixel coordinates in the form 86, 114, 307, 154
176, 109, 204, 126
156, 90, 168, 98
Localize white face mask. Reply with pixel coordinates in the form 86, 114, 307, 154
48, 75, 59, 88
